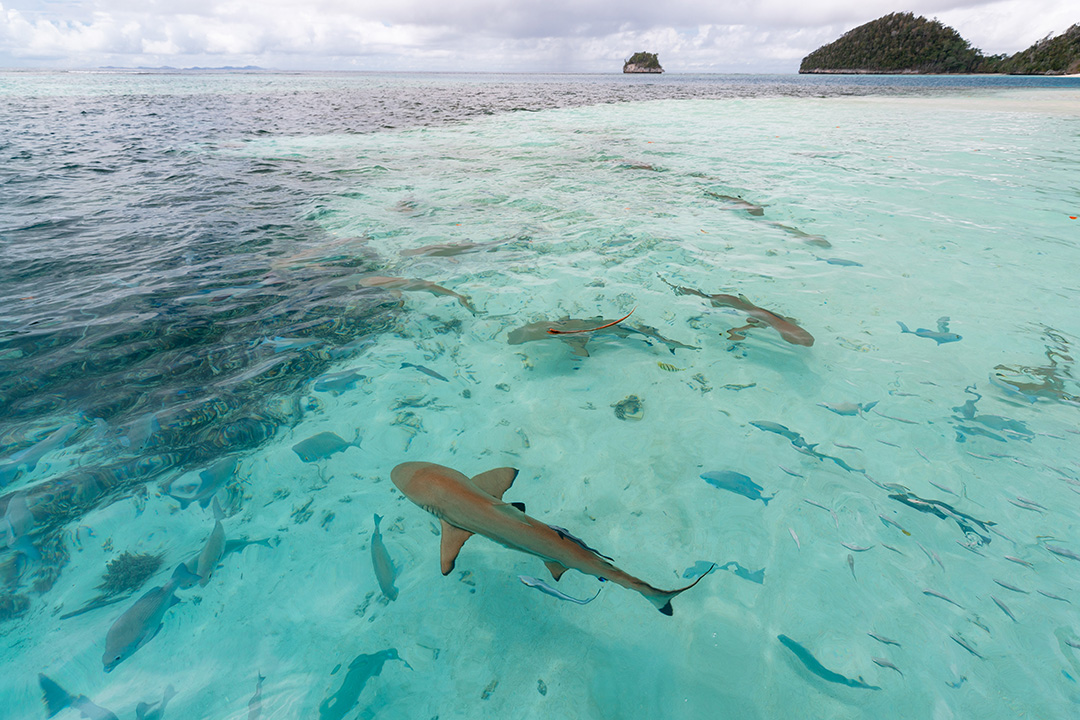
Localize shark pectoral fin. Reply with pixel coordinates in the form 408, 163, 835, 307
510, 502, 527, 513
440, 522, 473, 576
471, 467, 519, 500
544, 561, 569, 581
564, 337, 590, 357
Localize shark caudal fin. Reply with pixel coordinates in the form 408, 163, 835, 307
646, 564, 716, 616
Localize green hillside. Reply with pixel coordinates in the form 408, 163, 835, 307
800, 12, 1080, 75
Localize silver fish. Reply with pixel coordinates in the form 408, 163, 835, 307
803, 499, 839, 529
103, 564, 198, 672
1008, 498, 1044, 513
872, 657, 903, 676
818, 401, 877, 416
916, 541, 945, 569
1047, 545, 1080, 562
950, 633, 983, 659
371, 514, 398, 601
993, 579, 1028, 594
780, 466, 805, 478
868, 632, 901, 647
164, 456, 238, 510
1004, 556, 1033, 568
1038, 589, 1070, 603
0, 422, 77, 485
291, 432, 360, 463
248, 673, 264, 720
196, 499, 227, 587
789, 527, 801, 550
847, 554, 856, 580
923, 588, 964, 609
136, 685, 176, 720
991, 596, 1017, 622
400, 362, 450, 382
879, 515, 911, 536
519, 575, 602, 604
842, 543, 873, 552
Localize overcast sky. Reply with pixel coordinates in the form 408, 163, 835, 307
0, 1, 1075, 72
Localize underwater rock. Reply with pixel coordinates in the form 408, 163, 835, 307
612, 395, 644, 421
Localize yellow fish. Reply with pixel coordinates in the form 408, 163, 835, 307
657, 362, 683, 372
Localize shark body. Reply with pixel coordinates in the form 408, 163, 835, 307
390, 462, 711, 614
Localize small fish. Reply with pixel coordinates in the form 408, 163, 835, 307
816, 257, 863, 267
993, 579, 1028, 594
313, 368, 367, 395
867, 632, 901, 647
1015, 496, 1047, 510
991, 596, 1017, 622
136, 685, 176, 720
291, 432, 360, 463
897, 317, 962, 344
873, 409, 919, 424
102, 564, 199, 672
519, 575, 602, 604
780, 466, 805, 478
818, 401, 877, 416
371, 514, 399, 601
928, 480, 958, 496
923, 588, 964, 609
877, 439, 901, 448
249, 673, 264, 720
915, 541, 945, 570
164, 456, 238, 510
656, 362, 683, 372
915, 448, 932, 463
196, 499, 227, 587
1046, 545, 1080, 562
833, 442, 863, 450
777, 635, 880, 690
789, 527, 801, 550
1008, 498, 1044, 513
803, 499, 839, 529
842, 543, 873, 552
847, 554, 856, 580
872, 657, 903, 676
882, 544, 903, 555
701, 471, 773, 505
1, 422, 78, 485
1004, 556, 1033, 568
318, 649, 411, 720
879, 515, 911, 536
946, 675, 967, 689
950, 634, 983, 659
1038, 589, 1070, 603
400, 362, 450, 382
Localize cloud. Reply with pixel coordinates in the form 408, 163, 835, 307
1, 0, 1075, 70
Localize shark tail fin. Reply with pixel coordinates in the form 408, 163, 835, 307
897, 321, 911, 334
861, 401, 879, 413
647, 564, 716, 616
762, 494, 774, 506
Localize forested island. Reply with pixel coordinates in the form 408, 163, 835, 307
624, 52, 664, 73
800, 12, 1080, 75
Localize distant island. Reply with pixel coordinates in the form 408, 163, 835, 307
624, 52, 664, 74
800, 12, 1080, 75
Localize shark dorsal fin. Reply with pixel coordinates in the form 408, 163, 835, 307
545, 561, 569, 581
471, 467, 518, 500
440, 522, 473, 576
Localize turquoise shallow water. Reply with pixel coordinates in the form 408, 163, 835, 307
2, 73, 1080, 719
